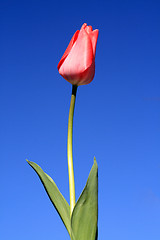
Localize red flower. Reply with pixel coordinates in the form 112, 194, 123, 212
57, 23, 99, 86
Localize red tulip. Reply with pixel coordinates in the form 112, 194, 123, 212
57, 23, 99, 86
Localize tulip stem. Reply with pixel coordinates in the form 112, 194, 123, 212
67, 85, 77, 216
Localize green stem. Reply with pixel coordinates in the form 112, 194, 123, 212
67, 85, 77, 216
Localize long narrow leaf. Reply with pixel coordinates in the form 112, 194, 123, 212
71, 158, 98, 240
27, 160, 71, 236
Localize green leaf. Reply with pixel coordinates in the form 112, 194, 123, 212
71, 158, 98, 240
27, 160, 71, 236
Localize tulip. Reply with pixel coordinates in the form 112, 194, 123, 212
28, 23, 99, 240
58, 23, 99, 86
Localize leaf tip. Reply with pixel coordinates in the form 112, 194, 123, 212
26, 159, 33, 166
93, 156, 98, 165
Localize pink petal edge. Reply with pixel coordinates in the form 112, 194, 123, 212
57, 30, 79, 70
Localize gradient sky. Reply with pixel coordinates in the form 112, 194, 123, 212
1, 0, 160, 239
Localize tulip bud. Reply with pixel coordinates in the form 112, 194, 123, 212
58, 23, 99, 86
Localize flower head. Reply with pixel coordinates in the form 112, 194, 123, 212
58, 23, 99, 86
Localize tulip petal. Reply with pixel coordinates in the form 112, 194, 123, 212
80, 23, 87, 30
76, 60, 95, 85
89, 29, 99, 57
57, 30, 79, 70
85, 25, 93, 34
59, 28, 94, 85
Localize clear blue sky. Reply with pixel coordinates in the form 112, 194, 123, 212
1, 0, 160, 239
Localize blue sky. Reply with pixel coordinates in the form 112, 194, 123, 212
1, 0, 160, 239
